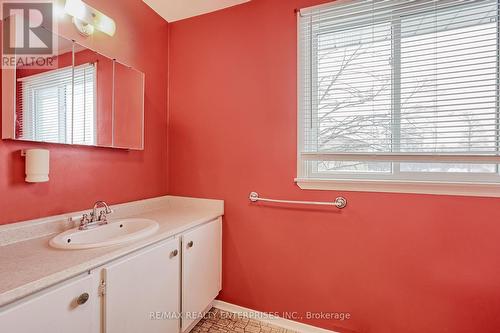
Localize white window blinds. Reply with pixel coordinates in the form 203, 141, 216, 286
17, 63, 96, 145
298, 0, 500, 183
72, 64, 96, 145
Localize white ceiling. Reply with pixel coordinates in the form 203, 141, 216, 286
143, 0, 250, 22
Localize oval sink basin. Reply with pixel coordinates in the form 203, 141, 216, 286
49, 218, 159, 250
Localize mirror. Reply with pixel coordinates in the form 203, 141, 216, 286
11, 34, 74, 144
73, 43, 114, 147
2, 30, 145, 150
114, 62, 144, 150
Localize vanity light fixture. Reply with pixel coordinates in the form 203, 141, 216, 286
22, 149, 50, 183
64, 0, 116, 37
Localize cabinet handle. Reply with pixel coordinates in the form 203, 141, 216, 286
76, 292, 89, 305
187, 241, 194, 248
170, 249, 179, 258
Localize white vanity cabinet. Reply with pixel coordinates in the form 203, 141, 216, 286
0, 218, 222, 333
182, 217, 222, 331
102, 237, 181, 333
0, 274, 96, 333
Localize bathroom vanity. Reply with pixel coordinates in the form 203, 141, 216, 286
0, 196, 223, 333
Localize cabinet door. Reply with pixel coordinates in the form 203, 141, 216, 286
182, 218, 222, 331
103, 237, 180, 333
0, 274, 95, 333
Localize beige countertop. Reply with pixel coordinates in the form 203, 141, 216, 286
0, 196, 224, 307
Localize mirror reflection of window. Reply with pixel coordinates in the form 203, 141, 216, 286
17, 63, 96, 145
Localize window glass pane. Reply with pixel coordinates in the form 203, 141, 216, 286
400, 4, 499, 153
35, 86, 61, 143
400, 162, 497, 173
315, 23, 393, 153
317, 161, 392, 173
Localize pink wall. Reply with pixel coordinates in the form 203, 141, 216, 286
168, 1, 500, 332
0, 0, 169, 224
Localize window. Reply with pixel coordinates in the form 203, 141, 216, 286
17, 63, 96, 145
297, 0, 500, 195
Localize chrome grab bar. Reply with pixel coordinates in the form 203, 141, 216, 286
249, 192, 347, 209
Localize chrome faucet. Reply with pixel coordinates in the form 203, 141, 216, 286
91, 201, 112, 223
79, 201, 113, 230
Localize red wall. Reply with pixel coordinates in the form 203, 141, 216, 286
168, 1, 500, 332
0, 0, 169, 224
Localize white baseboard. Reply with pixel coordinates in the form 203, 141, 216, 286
212, 300, 339, 333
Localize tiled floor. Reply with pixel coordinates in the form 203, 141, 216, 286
191, 308, 298, 333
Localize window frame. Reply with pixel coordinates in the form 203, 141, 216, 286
296, 0, 500, 197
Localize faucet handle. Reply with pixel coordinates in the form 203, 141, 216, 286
79, 214, 90, 230
98, 210, 108, 224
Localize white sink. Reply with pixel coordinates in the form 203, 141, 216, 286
49, 218, 159, 250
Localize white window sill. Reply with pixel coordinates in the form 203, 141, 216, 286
295, 178, 500, 197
